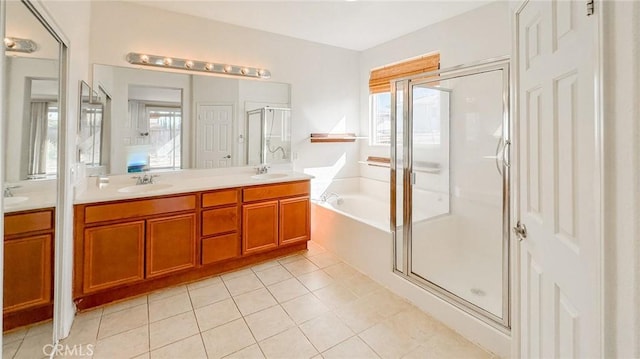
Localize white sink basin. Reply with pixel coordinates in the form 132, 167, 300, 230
117, 183, 173, 194
251, 173, 289, 180
4, 196, 29, 206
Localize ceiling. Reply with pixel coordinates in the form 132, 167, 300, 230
124, 1, 493, 51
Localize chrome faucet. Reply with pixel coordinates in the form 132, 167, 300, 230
255, 164, 270, 175
131, 173, 158, 185
320, 192, 340, 202
4, 185, 20, 198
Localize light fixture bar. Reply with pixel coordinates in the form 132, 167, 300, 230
126, 52, 271, 79
4, 37, 37, 53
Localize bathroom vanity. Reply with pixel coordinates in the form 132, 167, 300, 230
72, 171, 311, 310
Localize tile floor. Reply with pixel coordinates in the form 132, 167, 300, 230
3, 241, 495, 359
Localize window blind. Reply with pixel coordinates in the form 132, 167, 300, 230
369, 53, 440, 94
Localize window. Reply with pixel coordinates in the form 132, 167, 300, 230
147, 107, 181, 170
369, 53, 440, 146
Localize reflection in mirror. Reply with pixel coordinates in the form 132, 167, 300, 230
246, 107, 291, 165
78, 81, 104, 167
3, 0, 64, 349
92, 64, 291, 175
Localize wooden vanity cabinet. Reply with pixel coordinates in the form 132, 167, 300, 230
201, 189, 241, 265
3, 208, 54, 331
242, 181, 310, 255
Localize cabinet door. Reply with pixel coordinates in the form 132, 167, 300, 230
242, 201, 278, 255
3, 235, 52, 312
84, 221, 145, 293
146, 213, 197, 278
202, 233, 240, 265
279, 197, 310, 245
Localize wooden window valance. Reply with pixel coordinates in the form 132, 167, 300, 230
368, 53, 440, 94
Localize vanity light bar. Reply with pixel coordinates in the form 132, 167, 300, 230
4, 37, 37, 53
126, 52, 271, 79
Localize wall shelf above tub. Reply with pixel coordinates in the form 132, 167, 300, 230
309, 133, 367, 143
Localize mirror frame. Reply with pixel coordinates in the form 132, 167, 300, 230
0, 0, 70, 344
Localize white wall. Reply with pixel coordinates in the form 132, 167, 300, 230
89, 1, 361, 182
358, 1, 511, 182
602, 1, 640, 357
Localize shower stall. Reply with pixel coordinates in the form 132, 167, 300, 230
246, 106, 291, 166
391, 58, 511, 328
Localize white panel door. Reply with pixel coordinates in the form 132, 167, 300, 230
516, 1, 601, 358
196, 105, 233, 168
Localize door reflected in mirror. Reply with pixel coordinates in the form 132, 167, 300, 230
92, 64, 291, 175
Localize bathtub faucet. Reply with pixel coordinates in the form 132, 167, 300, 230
320, 191, 341, 203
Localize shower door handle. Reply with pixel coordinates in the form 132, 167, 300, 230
513, 220, 527, 241
495, 138, 504, 176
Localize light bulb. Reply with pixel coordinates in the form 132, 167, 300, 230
223, 65, 232, 73
240, 68, 249, 75
4, 38, 16, 48
163, 57, 173, 66
204, 63, 213, 71
258, 69, 266, 77
185, 60, 194, 69
139, 54, 149, 63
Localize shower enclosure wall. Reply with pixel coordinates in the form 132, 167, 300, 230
246, 107, 291, 166
391, 58, 511, 329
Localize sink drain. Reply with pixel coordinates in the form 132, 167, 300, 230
470, 288, 486, 296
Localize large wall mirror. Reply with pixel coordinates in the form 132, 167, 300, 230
3, 0, 67, 354
92, 64, 292, 175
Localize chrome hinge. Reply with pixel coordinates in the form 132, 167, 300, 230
587, 0, 595, 16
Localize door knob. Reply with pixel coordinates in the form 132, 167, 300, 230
513, 220, 527, 241
223, 155, 231, 159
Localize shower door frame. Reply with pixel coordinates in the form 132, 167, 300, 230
390, 57, 512, 331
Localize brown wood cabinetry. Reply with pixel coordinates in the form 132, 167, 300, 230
146, 213, 197, 278
200, 189, 240, 265
242, 181, 310, 254
3, 208, 54, 331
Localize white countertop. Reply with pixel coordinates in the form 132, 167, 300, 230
74, 167, 313, 205
3, 180, 57, 214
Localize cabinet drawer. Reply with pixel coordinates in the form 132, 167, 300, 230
202, 233, 240, 265
243, 181, 310, 203
202, 189, 239, 208
202, 207, 238, 237
84, 195, 196, 224
5, 210, 53, 236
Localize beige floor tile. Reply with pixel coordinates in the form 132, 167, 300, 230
297, 270, 335, 291
359, 322, 420, 359
321, 336, 380, 359
312, 284, 358, 309
223, 343, 265, 358
267, 278, 310, 303
148, 285, 188, 303
281, 293, 330, 324
245, 305, 295, 341
150, 334, 207, 359
251, 260, 281, 272
103, 295, 148, 315
149, 292, 193, 322
303, 241, 327, 258
277, 254, 306, 264
194, 297, 242, 332
224, 273, 264, 296
188, 281, 231, 308
334, 298, 385, 333
221, 268, 254, 280
3, 327, 28, 344
201, 318, 256, 359
402, 334, 493, 359
282, 258, 320, 277
93, 325, 149, 359
74, 307, 103, 322
98, 303, 148, 339
3, 340, 21, 359
132, 352, 150, 359
25, 321, 52, 338
12, 331, 52, 359
363, 290, 411, 319
233, 287, 278, 316
341, 273, 382, 297
150, 311, 199, 350
299, 312, 354, 352
187, 275, 223, 291
61, 316, 101, 347
254, 265, 293, 286
323, 262, 359, 280
384, 307, 443, 342
258, 327, 318, 359
306, 252, 341, 268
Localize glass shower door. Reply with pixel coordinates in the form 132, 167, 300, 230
393, 60, 510, 327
